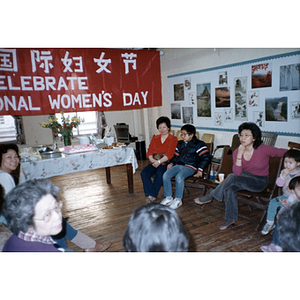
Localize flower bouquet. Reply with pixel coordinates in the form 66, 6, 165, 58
40, 110, 84, 146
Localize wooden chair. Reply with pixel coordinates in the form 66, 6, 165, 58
169, 129, 175, 136
288, 141, 300, 150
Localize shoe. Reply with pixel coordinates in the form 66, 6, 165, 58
146, 196, 159, 203
84, 242, 112, 252
161, 196, 173, 206
219, 220, 235, 231
169, 198, 182, 209
194, 193, 213, 205
261, 222, 275, 235
260, 243, 282, 252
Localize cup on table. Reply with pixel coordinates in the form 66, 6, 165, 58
218, 173, 225, 182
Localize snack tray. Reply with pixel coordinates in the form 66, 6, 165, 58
61, 144, 98, 155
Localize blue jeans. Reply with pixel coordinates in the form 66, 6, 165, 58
211, 171, 269, 221
163, 165, 195, 199
140, 164, 168, 198
266, 195, 286, 222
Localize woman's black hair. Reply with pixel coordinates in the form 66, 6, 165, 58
238, 122, 262, 149
156, 116, 171, 130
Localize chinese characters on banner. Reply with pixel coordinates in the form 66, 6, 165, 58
0, 48, 162, 116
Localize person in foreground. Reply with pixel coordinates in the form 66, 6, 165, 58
261, 149, 300, 235
0, 143, 111, 252
261, 176, 300, 252
161, 124, 211, 209
123, 203, 189, 252
140, 116, 177, 203
194, 122, 287, 231
3, 179, 67, 251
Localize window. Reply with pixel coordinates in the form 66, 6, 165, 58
55, 111, 98, 136
0, 115, 17, 142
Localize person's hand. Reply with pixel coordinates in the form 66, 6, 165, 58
280, 198, 287, 206
237, 144, 246, 157
193, 171, 203, 178
152, 160, 160, 168
167, 164, 173, 170
281, 168, 290, 178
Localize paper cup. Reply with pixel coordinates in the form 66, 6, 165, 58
218, 173, 225, 182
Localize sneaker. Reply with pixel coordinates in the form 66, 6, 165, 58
160, 196, 173, 206
169, 198, 182, 209
260, 243, 282, 252
261, 222, 275, 235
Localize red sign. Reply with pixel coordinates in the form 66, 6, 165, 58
0, 48, 162, 115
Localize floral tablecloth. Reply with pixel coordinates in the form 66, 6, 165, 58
19, 147, 138, 183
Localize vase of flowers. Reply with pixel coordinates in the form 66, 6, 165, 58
40, 110, 84, 146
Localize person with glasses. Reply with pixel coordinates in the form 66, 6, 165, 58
0, 143, 110, 252
3, 179, 67, 251
194, 122, 287, 230
161, 124, 211, 209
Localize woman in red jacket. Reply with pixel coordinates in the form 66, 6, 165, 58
140, 116, 177, 203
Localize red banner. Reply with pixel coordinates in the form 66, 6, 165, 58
0, 48, 162, 116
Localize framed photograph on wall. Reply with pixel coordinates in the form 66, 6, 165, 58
248, 91, 259, 107
196, 83, 211, 117
265, 97, 287, 122
174, 83, 184, 101
218, 71, 228, 86
215, 87, 230, 108
280, 63, 300, 91
291, 101, 300, 119
182, 107, 194, 124
253, 111, 265, 127
251, 63, 272, 89
171, 103, 181, 119
234, 77, 247, 120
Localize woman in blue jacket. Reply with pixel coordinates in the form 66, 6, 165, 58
161, 124, 211, 209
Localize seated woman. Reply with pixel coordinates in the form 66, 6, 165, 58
140, 116, 177, 203
194, 122, 287, 231
3, 179, 69, 251
0, 143, 110, 251
123, 203, 189, 252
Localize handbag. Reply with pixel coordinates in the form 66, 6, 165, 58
149, 153, 166, 165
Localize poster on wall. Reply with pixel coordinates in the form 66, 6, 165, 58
0, 48, 162, 116
280, 63, 300, 91
224, 108, 233, 123
253, 111, 265, 127
291, 101, 300, 119
171, 103, 181, 119
248, 91, 259, 107
182, 107, 193, 124
265, 97, 287, 122
234, 77, 247, 120
214, 112, 223, 126
174, 83, 184, 101
196, 83, 211, 117
218, 71, 228, 85
251, 63, 272, 89
215, 87, 230, 108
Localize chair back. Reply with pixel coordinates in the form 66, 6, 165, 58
288, 141, 300, 150
231, 134, 240, 149
169, 129, 175, 136
201, 133, 215, 144
216, 146, 234, 178
261, 132, 278, 147
266, 156, 283, 192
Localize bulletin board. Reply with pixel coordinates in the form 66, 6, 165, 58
168, 50, 300, 136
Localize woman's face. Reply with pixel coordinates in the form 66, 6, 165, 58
1, 149, 19, 173
31, 194, 62, 237
239, 129, 255, 147
158, 122, 169, 135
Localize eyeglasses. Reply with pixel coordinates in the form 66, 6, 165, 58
238, 133, 252, 139
33, 201, 63, 223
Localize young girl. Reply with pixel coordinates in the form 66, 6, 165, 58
261, 176, 300, 252
261, 149, 300, 235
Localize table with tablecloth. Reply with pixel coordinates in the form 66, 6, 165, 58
19, 147, 138, 193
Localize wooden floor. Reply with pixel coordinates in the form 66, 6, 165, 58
51, 159, 273, 252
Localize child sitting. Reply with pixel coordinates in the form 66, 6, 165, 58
261, 149, 300, 235
261, 176, 300, 252
160, 124, 211, 209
